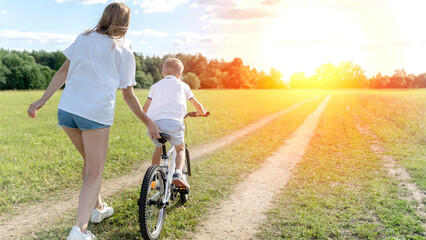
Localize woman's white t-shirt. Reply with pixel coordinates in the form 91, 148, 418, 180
58, 31, 136, 125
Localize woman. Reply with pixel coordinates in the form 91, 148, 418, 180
27, 2, 160, 239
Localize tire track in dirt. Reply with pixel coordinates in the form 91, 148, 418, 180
190, 96, 330, 240
355, 122, 426, 228
0, 96, 320, 239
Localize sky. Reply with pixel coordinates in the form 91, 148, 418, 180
0, 0, 425, 80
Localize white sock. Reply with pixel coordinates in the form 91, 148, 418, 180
175, 169, 182, 174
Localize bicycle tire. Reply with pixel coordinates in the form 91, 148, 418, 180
180, 192, 188, 203
138, 165, 166, 240
184, 144, 191, 176
179, 145, 191, 203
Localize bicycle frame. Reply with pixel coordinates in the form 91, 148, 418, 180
159, 144, 176, 205
139, 111, 208, 240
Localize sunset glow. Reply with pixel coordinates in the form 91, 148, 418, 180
255, 0, 425, 80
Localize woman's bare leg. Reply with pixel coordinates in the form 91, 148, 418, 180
62, 127, 103, 210
72, 127, 110, 233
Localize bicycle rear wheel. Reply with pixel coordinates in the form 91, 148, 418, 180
138, 165, 166, 240
183, 144, 191, 176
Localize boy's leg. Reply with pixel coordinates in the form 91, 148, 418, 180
174, 143, 186, 171
152, 147, 162, 165
172, 142, 190, 189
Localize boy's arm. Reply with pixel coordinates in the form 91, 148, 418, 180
143, 98, 151, 113
189, 97, 207, 116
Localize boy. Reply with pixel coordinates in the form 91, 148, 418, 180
143, 58, 207, 189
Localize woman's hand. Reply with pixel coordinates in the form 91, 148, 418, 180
27, 59, 70, 119
27, 99, 46, 118
122, 86, 161, 139
147, 120, 161, 139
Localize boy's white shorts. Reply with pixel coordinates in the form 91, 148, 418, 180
147, 119, 185, 147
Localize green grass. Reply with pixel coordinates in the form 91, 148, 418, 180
2, 89, 424, 239
354, 90, 426, 191
29, 95, 327, 239
258, 92, 425, 239
0, 89, 321, 214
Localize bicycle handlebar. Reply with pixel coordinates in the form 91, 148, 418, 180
184, 111, 210, 119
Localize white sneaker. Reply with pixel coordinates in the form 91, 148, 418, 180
172, 173, 190, 189
90, 202, 114, 223
67, 226, 96, 240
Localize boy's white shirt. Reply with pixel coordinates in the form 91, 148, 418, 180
147, 75, 194, 123
58, 32, 136, 125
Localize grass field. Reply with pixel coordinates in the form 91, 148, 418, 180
0, 89, 321, 214
30, 94, 326, 239
259, 90, 425, 239
355, 91, 426, 191
1, 89, 424, 239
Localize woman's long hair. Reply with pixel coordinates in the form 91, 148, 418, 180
86, 2, 131, 39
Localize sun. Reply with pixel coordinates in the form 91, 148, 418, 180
259, 6, 366, 80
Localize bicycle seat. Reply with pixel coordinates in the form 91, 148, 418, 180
157, 133, 170, 144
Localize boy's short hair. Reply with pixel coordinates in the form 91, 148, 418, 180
162, 58, 184, 77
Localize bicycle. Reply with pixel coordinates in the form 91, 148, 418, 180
138, 111, 209, 240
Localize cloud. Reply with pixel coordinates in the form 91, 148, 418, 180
197, 0, 394, 25
173, 31, 213, 45
171, 40, 185, 46
172, 31, 249, 47
55, 0, 108, 4
189, 3, 199, 9
272, 39, 339, 47
198, 0, 282, 25
198, 0, 236, 8
206, 7, 278, 20
262, 0, 282, 5
128, 29, 168, 37
131, 0, 189, 13
0, 29, 76, 45
0, 10, 6, 15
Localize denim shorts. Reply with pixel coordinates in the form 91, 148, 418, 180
57, 109, 110, 130
148, 119, 185, 147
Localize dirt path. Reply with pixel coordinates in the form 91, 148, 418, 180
355, 122, 426, 228
0, 96, 319, 239
190, 96, 330, 240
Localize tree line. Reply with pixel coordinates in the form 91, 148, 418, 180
133, 52, 285, 89
0, 49, 424, 90
289, 62, 426, 89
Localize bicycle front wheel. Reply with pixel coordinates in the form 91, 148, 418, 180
138, 165, 166, 240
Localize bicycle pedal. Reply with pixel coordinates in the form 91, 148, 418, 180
177, 187, 189, 194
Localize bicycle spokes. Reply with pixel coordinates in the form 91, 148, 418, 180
139, 166, 166, 240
